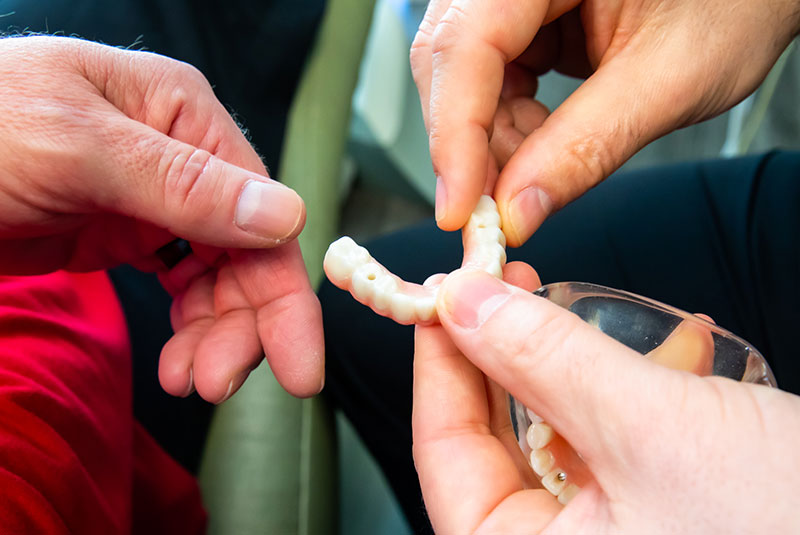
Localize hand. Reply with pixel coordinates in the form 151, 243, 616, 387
0, 36, 324, 401
411, 0, 800, 243
413, 267, 800, 534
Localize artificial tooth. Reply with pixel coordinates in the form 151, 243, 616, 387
529, 448, 555, 476
351, 264, 381, 301
371, 275, 399, 312
542, 469, 568, 496
526, 422, 554, 450
414, 295, 437, 322
530, 449, 556, 477
390, 292, 416, 324
324, 237, 370, 281
557, 484, 580, 505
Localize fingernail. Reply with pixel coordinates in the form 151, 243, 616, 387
439, 270, 511, 329
217, 369, 251, 404
506, 187, 552, 245
183, 368, 195, 398
235, 180, 304, 241
435, 176, 447, 223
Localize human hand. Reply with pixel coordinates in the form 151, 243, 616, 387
0, 36, 324, 401
411, 0, 800, 244
413, 267, 800, 534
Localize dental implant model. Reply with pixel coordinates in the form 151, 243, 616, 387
324, 195, 506, 325
323, 195, 585, 505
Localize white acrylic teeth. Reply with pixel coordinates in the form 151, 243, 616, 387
526, 422, 554, 450
323, 195, 507, 325
529, 448, 555, 476
542, 469, 568, 496
557, 484, 580, 505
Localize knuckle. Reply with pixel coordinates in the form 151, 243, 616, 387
431, 6, 469, 58
561, 126, 627, 194
161, 144, 218, 218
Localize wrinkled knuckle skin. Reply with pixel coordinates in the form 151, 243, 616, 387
161, 144, 217, 220
562, 134, 616, 198
431, 6, 469, 59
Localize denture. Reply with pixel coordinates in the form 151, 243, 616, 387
324, 195, 585, 504
324, 195, 506, 325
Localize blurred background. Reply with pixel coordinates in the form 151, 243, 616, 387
1, 0, 797, 533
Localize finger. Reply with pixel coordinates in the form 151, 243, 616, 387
192, 309, 263, 404
191, 264, 264, 403
159, 272, 216, 397
646, 318, 715, 376
413, 323, 528, 534
495, 52, 699, 246
410, 0, 453, 132
230, 243, 325, 398
424, 0, 578, 230
502, 261, 541, 291
93, 116, 306, 249
436, 269, 683, 470
157, 254, 214, 297
425, 1, 548, 230
490, 98, 550, 168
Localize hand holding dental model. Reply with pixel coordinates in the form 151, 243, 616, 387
0, 36, 323, 401
415, 268, 800, 535
325, 194, 800, 531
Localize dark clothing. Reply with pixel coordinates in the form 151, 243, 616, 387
321, 151, 800, 534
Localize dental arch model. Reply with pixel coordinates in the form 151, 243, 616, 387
324, 195, 583, 506
324, 195, 507, 325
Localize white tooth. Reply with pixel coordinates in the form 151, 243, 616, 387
526, 422, 554, 450
414, 295, 437, 322
484, 259, 504, 279
529, 448, 555, 476
372, 275, 399, 312
324, 237, 371, 282
351, 264, 382, 301
557, 484, 580, 505
390, 292, 416, 323
468, 214, 498, 231
474, 226, 506, 246
542, 469, 567, 496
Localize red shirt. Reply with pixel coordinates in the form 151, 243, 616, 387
0, 271, 206, 534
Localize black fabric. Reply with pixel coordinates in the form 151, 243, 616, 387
1, 0, 325, 473
321, 151, 800, 534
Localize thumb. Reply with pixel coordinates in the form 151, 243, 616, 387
495, 54, 694, 247
71, 39, 306, 249
94, 117, 306, 248
436, 269, 682, 466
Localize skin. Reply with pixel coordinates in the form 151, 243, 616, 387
0, 36, 324, 402
413, 268, 800, 534
410, 0, 800, 244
